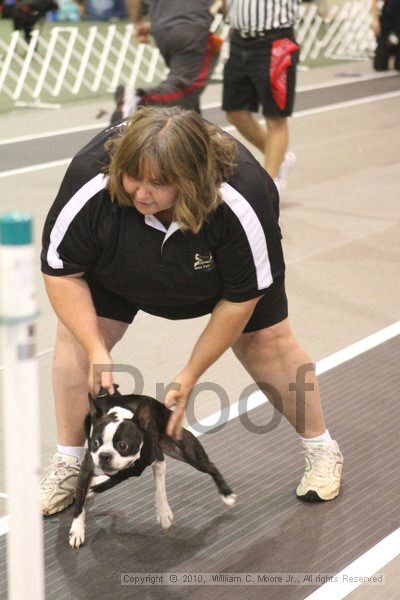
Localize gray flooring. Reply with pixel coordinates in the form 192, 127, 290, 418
1, 71, 399, 171
1, 337, 399, 599
0, 59, 399, 599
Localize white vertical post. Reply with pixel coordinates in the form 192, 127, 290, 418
145, 47, 161, 84
33, 27, 59, 98
127, 43, 145, 89
109, 24, 134, 91
12, 29, 39, 100
92, 25, 116, 92
0, 31, 20, 93
53, 27, 78, 97
72, 26, 98, 94
0, 213, 44, 600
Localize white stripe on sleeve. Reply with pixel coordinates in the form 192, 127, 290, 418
47, 173, 109, 269
220, 182, 273, 290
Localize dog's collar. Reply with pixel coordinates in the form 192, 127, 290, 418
122, 461, 136, 470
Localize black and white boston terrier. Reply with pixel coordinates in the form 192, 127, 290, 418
69, 386, 236, 548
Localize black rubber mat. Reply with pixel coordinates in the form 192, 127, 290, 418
1, 73, 399, 172
1, 336, 399, 600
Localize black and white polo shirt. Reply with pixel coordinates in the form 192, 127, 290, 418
41, 124, 285, 313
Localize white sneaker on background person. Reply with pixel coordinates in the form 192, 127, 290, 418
274, 177, 287, 198
278, 150, 297, 181
274, 151, 297, 197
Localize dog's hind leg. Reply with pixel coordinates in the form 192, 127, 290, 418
152, 460, 174, 530
160, 433, 236, 507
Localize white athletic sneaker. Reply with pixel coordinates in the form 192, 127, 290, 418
278, 151, 297, 182
40, 452, 80, 516
296, 440, 343, 501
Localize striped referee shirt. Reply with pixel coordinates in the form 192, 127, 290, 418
227, 0, 300, 34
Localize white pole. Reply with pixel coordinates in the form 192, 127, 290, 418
0, 212, 44, 600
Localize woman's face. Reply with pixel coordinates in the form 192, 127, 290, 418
122, 173, 178, 217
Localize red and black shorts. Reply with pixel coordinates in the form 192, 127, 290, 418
222, 28, 299, 118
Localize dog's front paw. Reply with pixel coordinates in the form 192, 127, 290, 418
220, 493, 237, 508
69, 514, 86, 548
156, 502, 174, 530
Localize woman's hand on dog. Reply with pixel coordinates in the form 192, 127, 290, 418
88, 347, 115, 396
165, 372, 197, 440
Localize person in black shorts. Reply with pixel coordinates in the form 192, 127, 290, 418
222, 0, 300, 193
40, 106, 343, 516
371, 0, 400, 71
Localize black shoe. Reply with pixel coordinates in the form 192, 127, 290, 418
110, 84, 125, 124
110, 85, 143, 124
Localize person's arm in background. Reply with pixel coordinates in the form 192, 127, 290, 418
221, 0, 228, 18
43, 274, 114, 394
211, 0, 227, 17
125, 0, 151, 43
165, 296, 261, 439
371, 0, 381, 35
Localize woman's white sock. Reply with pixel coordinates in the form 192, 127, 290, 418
57, 445, 85, 462
300, 429, 332, 443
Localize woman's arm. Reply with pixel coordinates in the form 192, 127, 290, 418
371, 0, 381, 35
165, 296, 261, 439
125, 0, 152, 43
124, 0, 141, 24
43, 274, 114, 393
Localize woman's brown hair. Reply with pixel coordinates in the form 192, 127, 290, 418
105, 106, 237, 233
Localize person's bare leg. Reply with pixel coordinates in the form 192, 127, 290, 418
233, 317, 343, 502
226, 110, 266, 153
232, 318, 326, 438
53, 317, 129, 446
264, 117, 289, 179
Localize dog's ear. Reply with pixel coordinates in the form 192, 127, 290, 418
111, 383, 121, 397
97, 384, 121, 399
88, 392, 103, 420
134, 401, 153, 431
83, 413, 92, 441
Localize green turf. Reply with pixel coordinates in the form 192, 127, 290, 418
0, 18, 162, 112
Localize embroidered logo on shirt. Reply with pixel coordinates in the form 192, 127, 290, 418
194, 252, 215, 271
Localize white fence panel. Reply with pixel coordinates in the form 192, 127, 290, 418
0, 2, 376, 106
